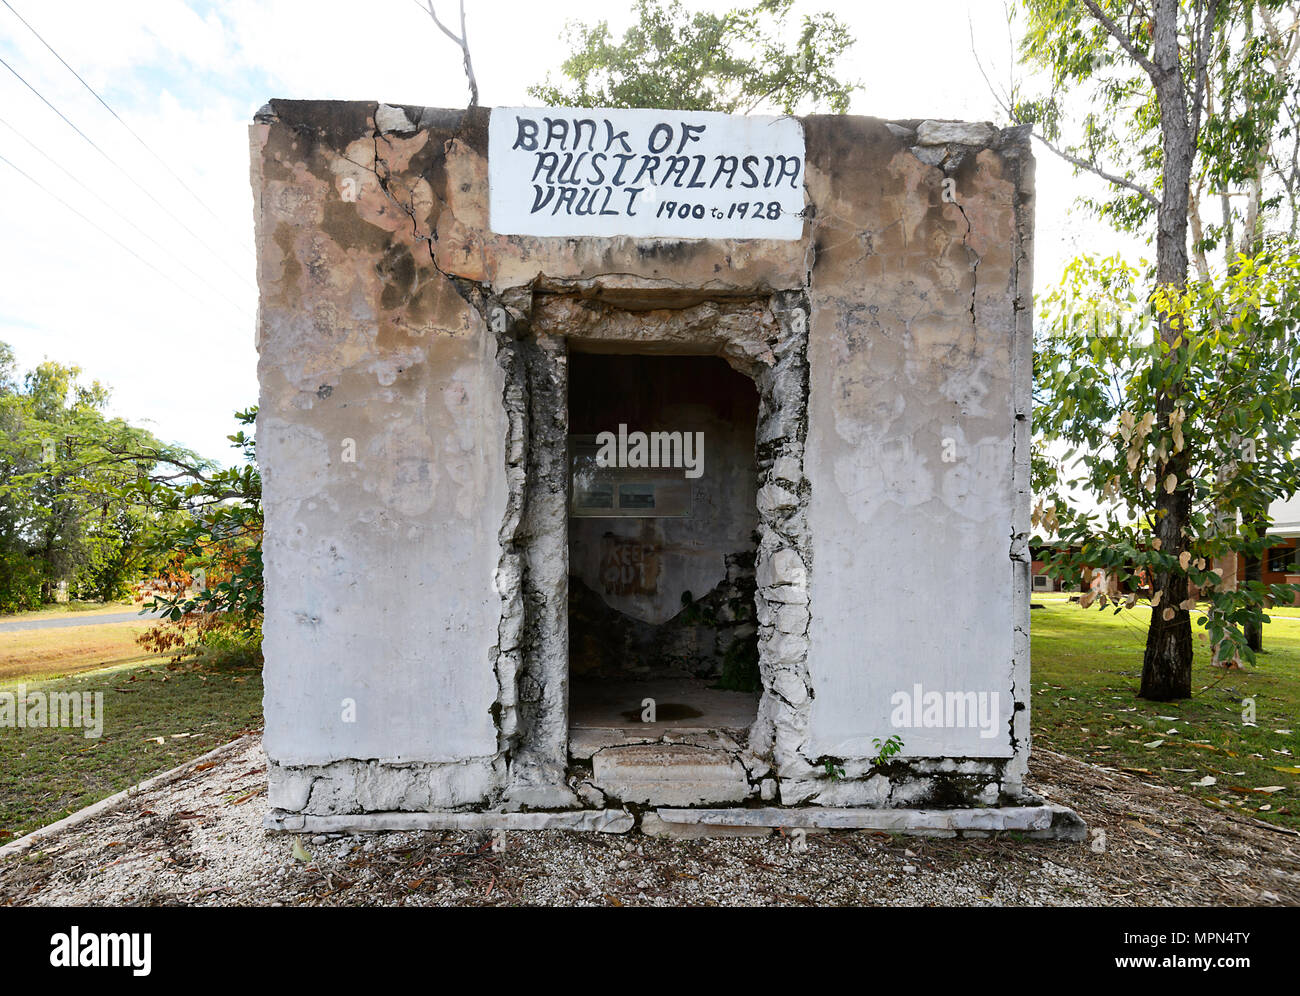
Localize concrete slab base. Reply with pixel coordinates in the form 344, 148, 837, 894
649, 804, 1087, 841
263, 803, 1085, 841
640, 813, 772, 839
265, 808, 635, 834
591, 743, 751, 805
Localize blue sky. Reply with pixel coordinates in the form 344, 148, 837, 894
0, 0, 1130, 463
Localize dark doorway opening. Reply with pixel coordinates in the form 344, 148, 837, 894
566, 351, 761, 740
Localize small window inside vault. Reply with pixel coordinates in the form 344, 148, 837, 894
567, 351, 761, 738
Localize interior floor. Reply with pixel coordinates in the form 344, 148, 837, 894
570, 677, 758, 737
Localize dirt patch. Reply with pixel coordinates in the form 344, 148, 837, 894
0, 734, 1295, 906
620, 704, 703, 723
0, 623, 153, 683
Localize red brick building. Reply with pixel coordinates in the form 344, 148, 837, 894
1216, 495, 1300, 605
1031, 496, 1300, 602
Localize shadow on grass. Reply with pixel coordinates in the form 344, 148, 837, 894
1031, 600, 1300, 833
0, 645, 264, 839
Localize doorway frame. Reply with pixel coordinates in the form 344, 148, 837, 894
496, 289, 815, 804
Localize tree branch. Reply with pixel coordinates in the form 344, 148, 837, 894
417, 0, 479, 108
969, 9, 1158, 209
1081, 0, 1160, 80
1189, 0, 1221, 146
1031, 129, 1162, 208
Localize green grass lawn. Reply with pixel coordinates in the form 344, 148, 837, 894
1, 599, 1295, 843
1031, 599, 1300, 832
1257, 604, 1300, 619
0, 656, 263, 840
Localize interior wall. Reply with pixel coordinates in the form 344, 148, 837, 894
568, 353, 759, 680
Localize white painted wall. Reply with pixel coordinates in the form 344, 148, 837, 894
260, 331, 507, 766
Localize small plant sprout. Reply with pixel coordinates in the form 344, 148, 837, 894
871, 735, 904, 767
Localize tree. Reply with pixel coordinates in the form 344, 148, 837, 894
129, 407, 263, 666
529, 0, 859, 114
418, 1, 478, 108
1013, 0, 1300, 698
0, 343, 262, 668
1034, 251, 1300, 675
1197, 4, 1300, 650
0, 344, 42, 611
0, 345, 184, 611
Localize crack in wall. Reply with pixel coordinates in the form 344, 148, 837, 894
953, 197, 980, 324
748, 293, 817, 790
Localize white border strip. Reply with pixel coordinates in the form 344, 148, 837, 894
0, 733, 255, 860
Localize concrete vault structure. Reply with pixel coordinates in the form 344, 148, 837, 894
250, 100, 1083, 839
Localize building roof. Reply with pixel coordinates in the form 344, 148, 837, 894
1271, 493, 1300, 538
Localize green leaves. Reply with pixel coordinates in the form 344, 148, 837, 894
528, 0, 859, 114
0, 351, 191, 609
132, 406, 263, 638
0, 342, 263, 661
1016, 0, 1300, 255
1034, 247, 1300, 665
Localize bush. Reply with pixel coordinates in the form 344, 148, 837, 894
0, 554, 43, 613
198, 620, 263, 669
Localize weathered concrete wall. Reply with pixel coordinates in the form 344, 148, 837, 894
798, 118, 1035, 803
252, 105, 511, 812
251, 101, 1034, 817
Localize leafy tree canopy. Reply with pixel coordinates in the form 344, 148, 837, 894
529, 0, 859, 113
1012, 1, 1300, 691
0, 346, 192, 609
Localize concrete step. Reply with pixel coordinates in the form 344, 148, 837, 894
569, 726, 742, 760
591, 743, 751, 806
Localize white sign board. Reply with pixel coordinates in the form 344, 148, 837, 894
488, 106, 806, 240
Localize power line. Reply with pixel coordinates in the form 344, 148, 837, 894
0, 53, 255, 291
0, 116, 251, 317
0, 150, 253, 323
0, 0, 253, 256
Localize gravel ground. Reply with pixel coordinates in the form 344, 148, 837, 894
1, 733, 1296, 906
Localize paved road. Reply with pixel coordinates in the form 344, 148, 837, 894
0, 609, 165, 633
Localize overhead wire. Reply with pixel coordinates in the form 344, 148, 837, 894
0, 53, 255, 291
0, 0, 252, 254
0, 115, 253, 317
0, 150, 253, 322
